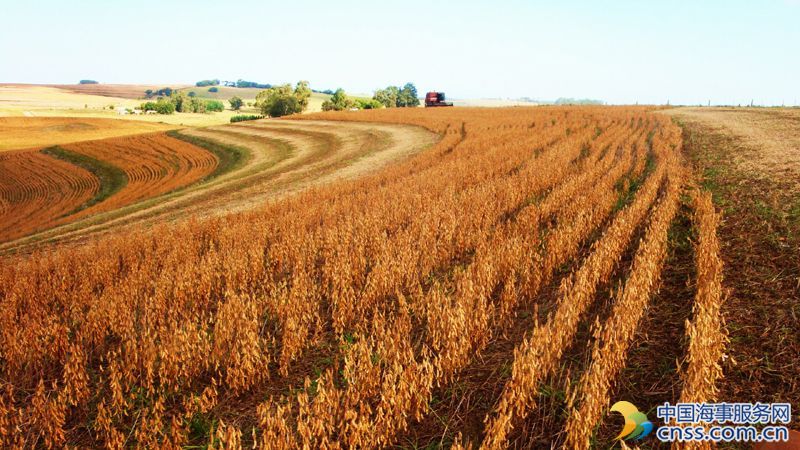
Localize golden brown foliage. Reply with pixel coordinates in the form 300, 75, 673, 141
0, 107, 709, 448
0, 150, 99, 242
0, 132, 218, 244
671, 191, 726, 450
61, 132, 219, 217
0, 116, 171, 152
563, 141, 683, 449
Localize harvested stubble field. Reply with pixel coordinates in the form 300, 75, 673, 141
44, 83, 188, 99
0, 106, 740, 449
666, 107, 800, 447
0, 86, 243, 128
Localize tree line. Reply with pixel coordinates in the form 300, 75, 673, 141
320, 83, 420, 112
195, 79, 220, 87
372, 83, 420, 108
255, 81, 312, 117
140, 91, 224, 115
146, 80, 423, 117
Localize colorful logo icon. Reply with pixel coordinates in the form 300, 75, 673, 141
611, 401, 654, 441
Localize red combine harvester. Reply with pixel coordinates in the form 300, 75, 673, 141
424, 91, 454, 107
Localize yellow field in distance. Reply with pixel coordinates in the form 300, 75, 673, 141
0, 84, 333, 129
0, 117, 173, 152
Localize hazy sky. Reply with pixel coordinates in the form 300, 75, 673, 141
2, 0, 798, 105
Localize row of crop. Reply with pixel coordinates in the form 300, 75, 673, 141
562, 130, 683, 449
62, 133, 219, 218
671, 191, 726, 450
0, 150, 99, 242
479, 122, 676, 449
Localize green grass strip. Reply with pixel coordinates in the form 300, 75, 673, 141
41, 146, 128, 214
166, 129, 249, 181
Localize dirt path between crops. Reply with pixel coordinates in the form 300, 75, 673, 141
1, 119, 437, 253
663, 107, 800, 190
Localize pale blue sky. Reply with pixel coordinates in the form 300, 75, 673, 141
1, 0, 798, 105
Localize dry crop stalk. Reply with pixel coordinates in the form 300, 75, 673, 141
671, 190, 726, 450
563, 152, 682, 449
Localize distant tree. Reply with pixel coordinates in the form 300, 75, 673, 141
195, 79, 220, 87
228, 96, 244, 111
270, 95, 300, 117
294, 81, 312, 110
172, 93, 186, 112
79, 80, 99, 84
321, 88, 354, 111
236, 79, 271, 89
147, 87, 173, 98
373, 86, 400, 108
208, 87, 219, 93
187, 97, 206, 113
205, 100, 224, 112
156, 99, 175, 114
355, 98, 383, 109
141, 99, 175, 114
373, 83, 419, 107
187, 91, 196, 97
162, 92, 223, 113
256, 82, 311, 117
260, 89, 299, 117
321, 89, 335, 95
398, 83, 419, 107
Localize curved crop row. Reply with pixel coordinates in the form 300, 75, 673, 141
61, 132, 219, 217
0, 132, 220, 245
0, 150, 99, 242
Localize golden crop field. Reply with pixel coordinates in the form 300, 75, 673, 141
0, 86, 250, 128
0, 117, 172, 152
60, 133, 219, 217
0, 149, 99, 243
45, 83, 189, 99
0, 107, 730, 449
0, 132, 218, 243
